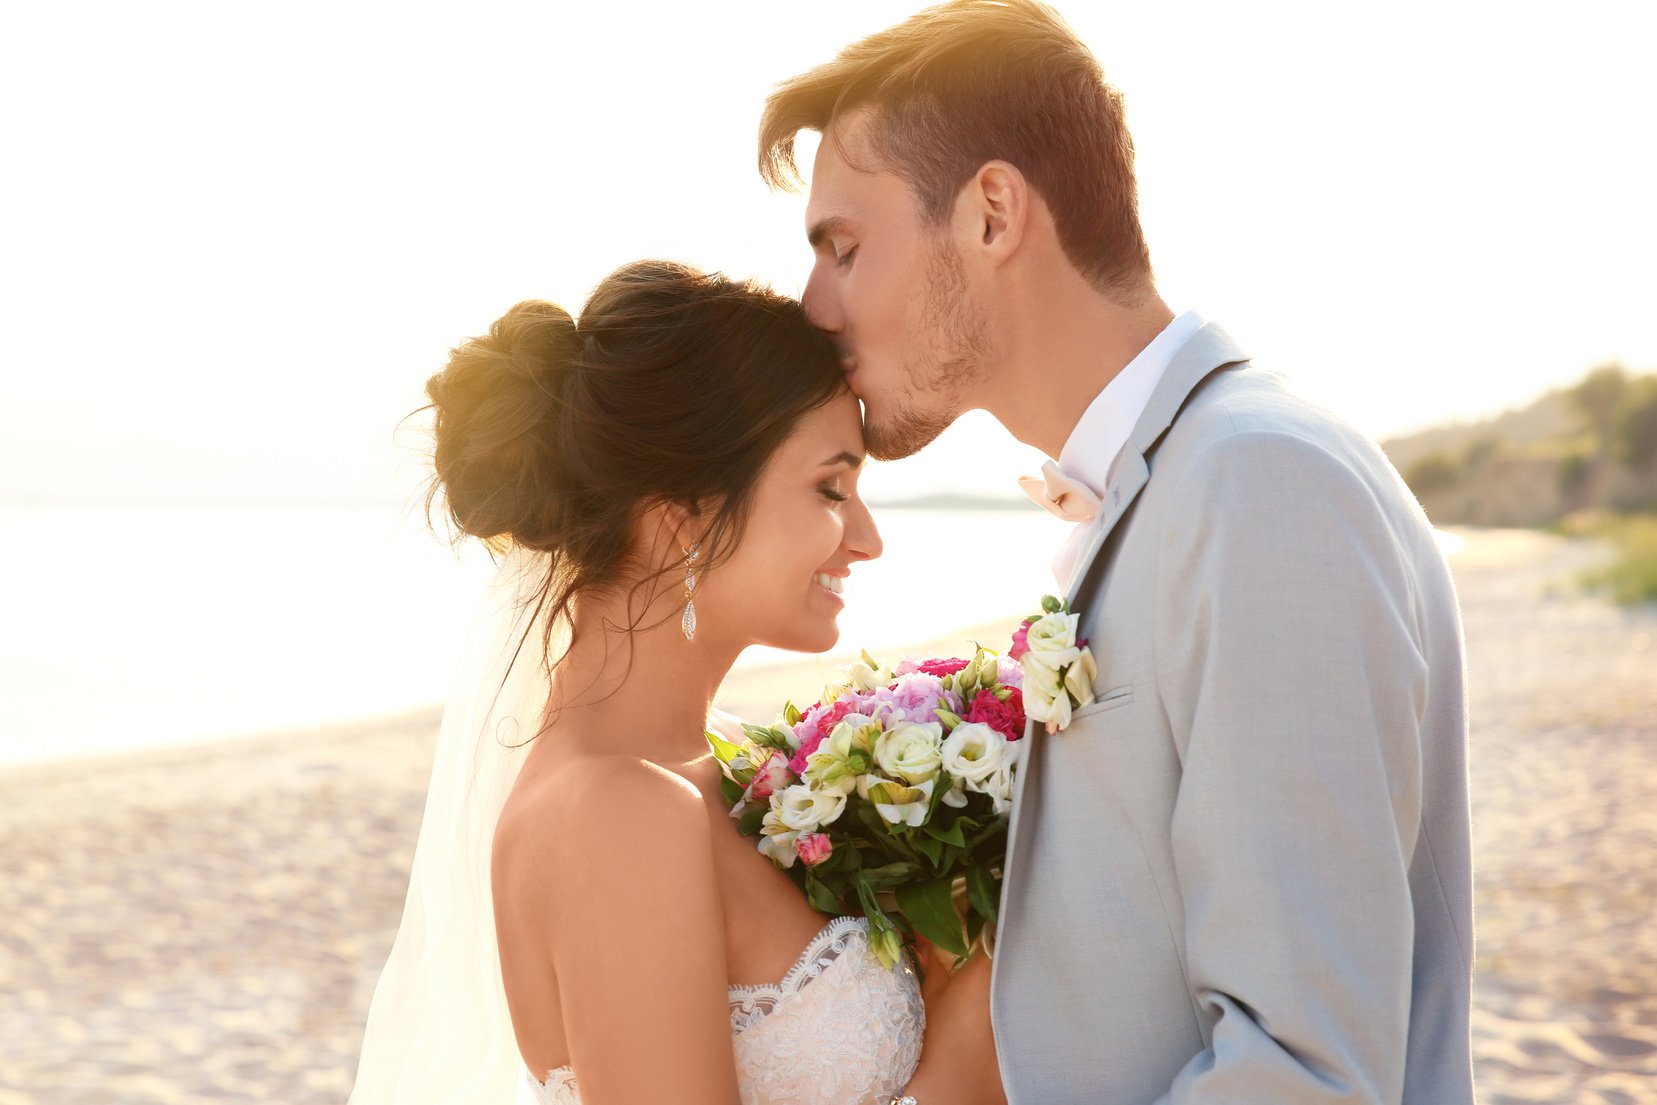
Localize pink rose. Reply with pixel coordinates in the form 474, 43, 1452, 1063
916, 657, 971, 677
796, 833, 833, 867
967, 687, 1027, 742
743, 748, 794, 804
1009, 619, 1035, 660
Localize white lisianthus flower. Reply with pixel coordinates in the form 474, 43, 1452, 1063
803, 714, 879, 797
1022, 611, 1082, 673
776, 782, 847, 833
978, 742, 1022, 814
939, 722, 1009, 791
860, 775, 937, 828
873, 721, 943, 784
1063, 645, 1098, 710
988, 766, 1016, 814
1020, 660, 1070, 731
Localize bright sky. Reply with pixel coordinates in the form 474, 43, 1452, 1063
2, 0, 1653, 505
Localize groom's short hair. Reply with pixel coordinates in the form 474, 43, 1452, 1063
759, 0, 1151, 294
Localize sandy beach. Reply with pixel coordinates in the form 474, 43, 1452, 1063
3, 528, 1654, 1104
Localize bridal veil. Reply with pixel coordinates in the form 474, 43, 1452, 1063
350, 546, 557, 1104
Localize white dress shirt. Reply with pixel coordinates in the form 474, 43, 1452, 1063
1050, 310, 1206, 588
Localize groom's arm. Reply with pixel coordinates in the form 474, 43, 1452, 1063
1149, 428, 1427, 1104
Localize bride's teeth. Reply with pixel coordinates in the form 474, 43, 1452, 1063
814, 573, 845, 594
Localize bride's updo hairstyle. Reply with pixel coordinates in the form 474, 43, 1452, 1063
423, 259, 845, 647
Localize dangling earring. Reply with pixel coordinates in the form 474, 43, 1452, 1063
680, 542, 701, 641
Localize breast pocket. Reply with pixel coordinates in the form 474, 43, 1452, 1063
1066, 683, 1134, 724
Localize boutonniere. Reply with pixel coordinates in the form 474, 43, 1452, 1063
1008, 595, 1097, 733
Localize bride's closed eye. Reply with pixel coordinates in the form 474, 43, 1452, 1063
819, 483, 849, 504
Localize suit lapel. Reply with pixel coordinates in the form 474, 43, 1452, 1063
1000, 323, 1251, 903
1062, 321, 1251, 607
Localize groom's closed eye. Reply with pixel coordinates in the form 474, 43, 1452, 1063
807, 215, 853, 253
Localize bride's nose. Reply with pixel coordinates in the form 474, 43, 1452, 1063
844, 496, 882, 562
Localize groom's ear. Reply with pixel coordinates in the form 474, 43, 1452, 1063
961, 160, 1028, 267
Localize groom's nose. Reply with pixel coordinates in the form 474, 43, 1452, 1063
801, 266, 842, 334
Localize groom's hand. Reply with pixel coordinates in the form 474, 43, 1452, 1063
903, 940, 1006, 1105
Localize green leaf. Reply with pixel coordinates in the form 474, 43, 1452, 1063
855, 803, 890, 837
966, 863, 1000, 923
966, 816, 1010, 852
806, 876, 840, 914
719, 775, 744, 806
705, 728, 745, 765
913, 833, 943, 868
859, 861, 920, 888
896, 875, 969, 958
924, 776, 949, 821
923, 818, 966, 848
736, 808, 766, 836
741, 722, 789, 750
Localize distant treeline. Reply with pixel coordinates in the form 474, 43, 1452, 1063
1383, 364, 1657, 527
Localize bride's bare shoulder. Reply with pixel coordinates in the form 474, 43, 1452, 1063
493, 751, 713, 907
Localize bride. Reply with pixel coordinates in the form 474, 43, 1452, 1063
350, 260, 1002, 1104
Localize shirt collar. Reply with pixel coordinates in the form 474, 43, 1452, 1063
1056, 310, 1206, 497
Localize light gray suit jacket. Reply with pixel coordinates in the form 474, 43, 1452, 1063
989, 323, 1474, 1104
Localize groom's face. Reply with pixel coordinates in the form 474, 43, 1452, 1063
801, 112, 990, 461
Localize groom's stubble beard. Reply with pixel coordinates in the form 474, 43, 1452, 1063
861, 239, 991, 462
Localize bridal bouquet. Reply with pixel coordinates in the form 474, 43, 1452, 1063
708, 647, 1027, 970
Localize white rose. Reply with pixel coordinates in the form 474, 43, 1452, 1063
775, 782, 847, 832
873, 721, 943, 784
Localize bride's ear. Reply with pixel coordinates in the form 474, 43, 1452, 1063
648, 498, 707, 561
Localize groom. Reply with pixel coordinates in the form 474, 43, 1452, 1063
760, 2, 1474, 1103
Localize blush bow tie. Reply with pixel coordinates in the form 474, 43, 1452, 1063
1018, 460, 1102, 523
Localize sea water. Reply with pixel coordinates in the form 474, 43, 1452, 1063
0, 501, 1065, 767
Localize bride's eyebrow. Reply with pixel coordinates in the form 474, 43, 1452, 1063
820, 450, 863, 469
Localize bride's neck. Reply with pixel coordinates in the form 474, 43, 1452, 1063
545, 589, 742, 765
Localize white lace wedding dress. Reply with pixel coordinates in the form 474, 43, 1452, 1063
525, 915, 925, 1105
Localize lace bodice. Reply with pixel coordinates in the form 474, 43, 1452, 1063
525, 915, 924, 1105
